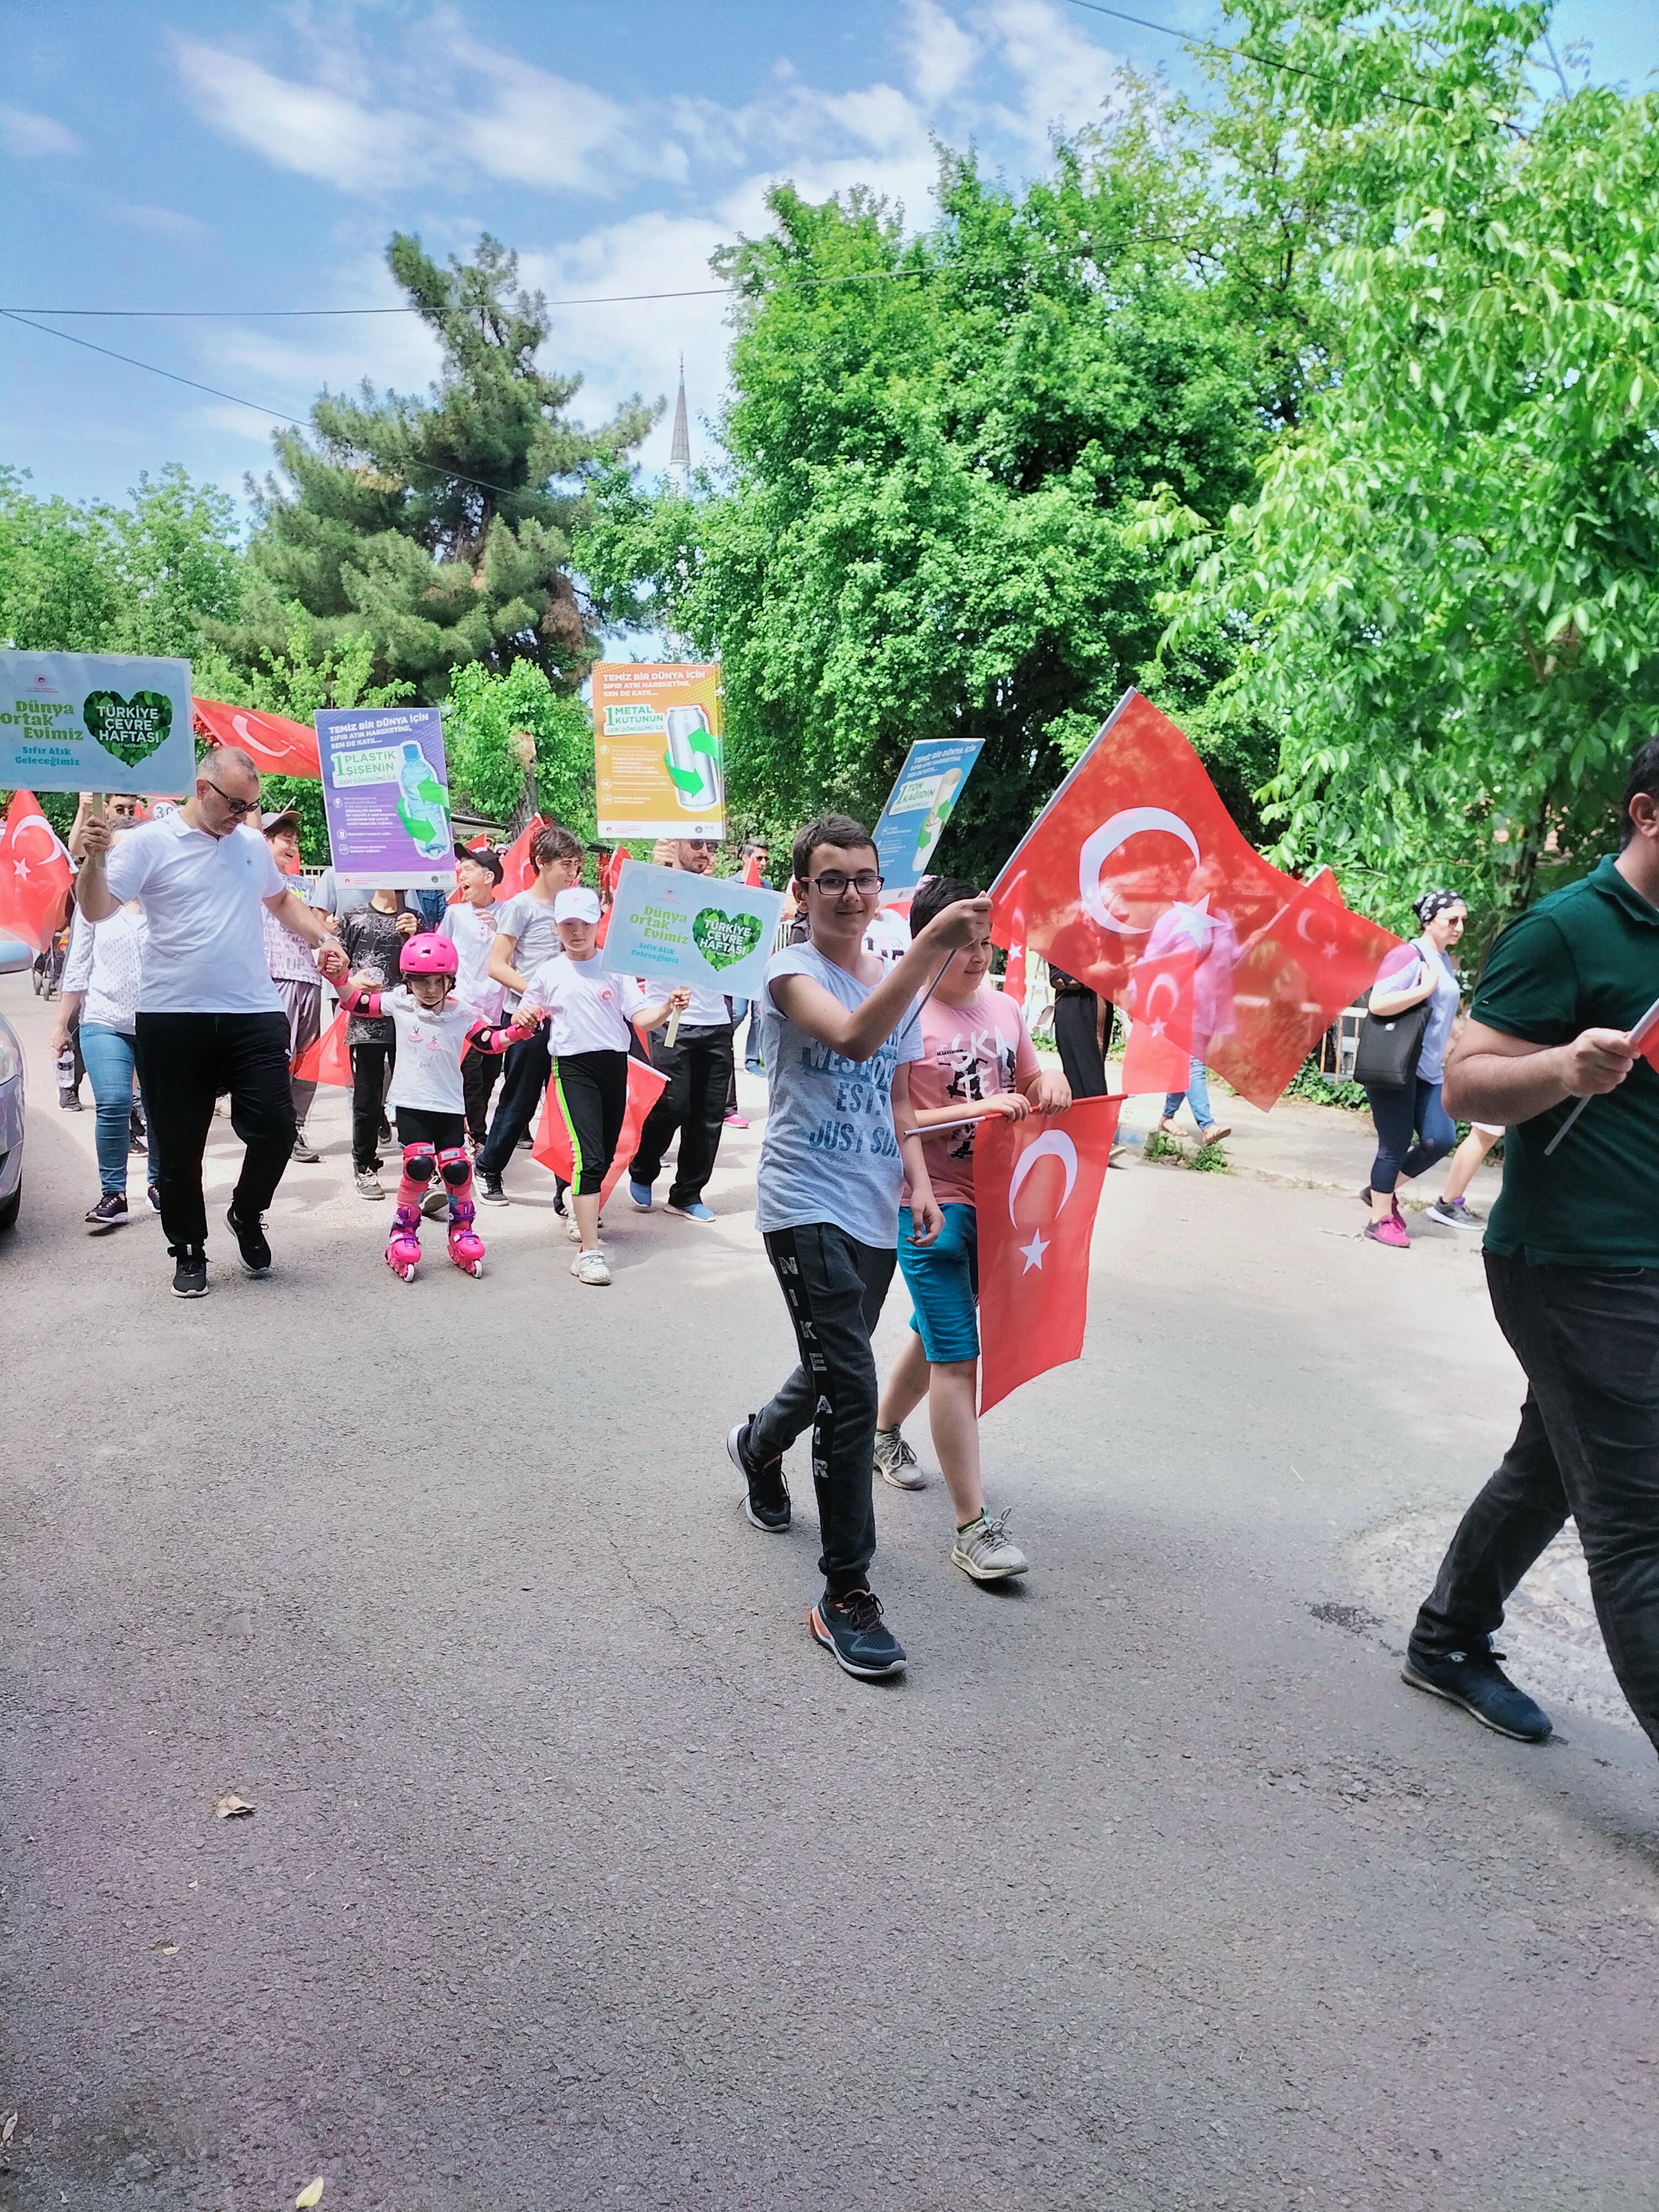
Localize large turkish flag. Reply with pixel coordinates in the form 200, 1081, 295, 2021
975, 1096, 1121, 1415
989, 690, 1400, 1108
194, 699, 321, 780
498, 816, 546, 900
533, 1049, 667, 1207
0, 791, 74, 954
291, 1009, 353, 1087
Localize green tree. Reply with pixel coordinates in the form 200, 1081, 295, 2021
1150, 1, 1659, 936
223, 234, 658, 705
582, 136, 1273, 881
445, 659, 596, 840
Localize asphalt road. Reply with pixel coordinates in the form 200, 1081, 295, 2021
1, 971, 1655, 2212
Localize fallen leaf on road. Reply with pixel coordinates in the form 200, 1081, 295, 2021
1, 2114, 15, 2145
213, 1794, 255, 1819
296, 2179, 325, 2208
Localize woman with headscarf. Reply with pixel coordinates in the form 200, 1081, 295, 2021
1360, 888, 1467, 1248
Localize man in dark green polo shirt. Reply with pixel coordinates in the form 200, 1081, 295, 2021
1405, 738, 1659, 1756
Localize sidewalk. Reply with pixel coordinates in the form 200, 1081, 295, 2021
1036, 1051, 1505, 1214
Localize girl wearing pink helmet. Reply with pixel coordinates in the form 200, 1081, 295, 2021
318, 932, 533, 1279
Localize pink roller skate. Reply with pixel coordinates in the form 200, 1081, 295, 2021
385, 1205, 422, 1282
447, 1198, 485, 1277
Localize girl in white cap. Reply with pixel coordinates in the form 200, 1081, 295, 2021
518, 886, 688, 1284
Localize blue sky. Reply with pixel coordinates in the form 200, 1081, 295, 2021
2, 0, 1655, 522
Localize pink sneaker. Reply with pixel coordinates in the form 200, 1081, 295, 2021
1365, 1214, 1410, 1249
724, 1110, 749, 1128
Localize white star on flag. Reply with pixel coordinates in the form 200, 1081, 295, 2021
1019, 1228, 1048, 1272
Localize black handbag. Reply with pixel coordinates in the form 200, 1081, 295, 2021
1353, 993, 1431, 1092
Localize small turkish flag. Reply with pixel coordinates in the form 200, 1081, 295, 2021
742, 851, 764, 889
291, 1009, 353, 1087
975, 1096, 1121, 1415
497, 816, 547, 900
533, 1047, 668, 1208
0, 790, 74, 954
1120, 941, 1195, 1095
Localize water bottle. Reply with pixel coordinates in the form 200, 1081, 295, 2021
55, 1042, 76, 1093
396, 741, 450, 860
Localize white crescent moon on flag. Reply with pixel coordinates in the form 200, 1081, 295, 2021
8, 813, 68, 866
231, 712, 287, 763
1008, 1130, 1078, 1223
1296, 904, 1332, 946
1141, 971, 1180, 1024
1079, 808, 1203, 936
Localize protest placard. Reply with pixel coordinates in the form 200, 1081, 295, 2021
0, 651, 196, 795
601, 858, 782, 1002
592, 664, 724, 838
316, 706, 456, 889
872, 737, 984, 895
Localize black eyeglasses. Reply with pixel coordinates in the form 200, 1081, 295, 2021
204, 782, 260, 819
807, 869, 884, 897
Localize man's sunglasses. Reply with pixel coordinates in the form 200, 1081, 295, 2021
806, 869, 884, 897
203, 781, 261, 818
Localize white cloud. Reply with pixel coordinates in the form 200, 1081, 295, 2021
173, 38, 429, 194
0, 105, 81, 159
108, 203, 211, 241
971, 0, 1126, 150
902, 0, 982, 103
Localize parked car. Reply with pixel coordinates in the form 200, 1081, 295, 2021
0, 933, 32, 1232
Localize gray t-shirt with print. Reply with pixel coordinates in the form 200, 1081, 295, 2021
495, 889, 564, 1010
755, 942, 922, 1250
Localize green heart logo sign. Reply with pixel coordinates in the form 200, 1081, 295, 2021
82, 690, 174, 768
692, 905, 764, 972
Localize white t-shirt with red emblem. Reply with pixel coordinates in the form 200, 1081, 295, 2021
522, 953, 649, 1057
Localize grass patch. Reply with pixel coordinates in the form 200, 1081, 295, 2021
1144, 1129, 1185, 1162
1189, 1139, 1230, 1173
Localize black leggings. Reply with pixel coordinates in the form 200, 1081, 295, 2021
349, 1039, 395, 1171
1053, 989, 1111, 1099
551, 1050, 629, 1196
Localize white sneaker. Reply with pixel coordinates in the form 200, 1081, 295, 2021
570, 1249, 611, 1286
873, 1427, 926, 1490
952, 1508, 1029, 1581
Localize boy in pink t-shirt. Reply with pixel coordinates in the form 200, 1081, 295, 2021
872, 877, 1072, 1582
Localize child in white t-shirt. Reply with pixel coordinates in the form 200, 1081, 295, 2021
518, 886, 688, 1286
318, 931, 530, 1280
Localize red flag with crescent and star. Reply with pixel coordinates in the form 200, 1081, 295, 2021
497, 816, 547, 900
193, 699, 321, 780
533, 1048, 668, 1208
0, 790, 74, 954
988, 690, 1400, 1109
1120, 939, 1195, 1095
974, 1095, 1121, 1415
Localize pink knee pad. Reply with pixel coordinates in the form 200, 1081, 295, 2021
399, 1144, 436, 1210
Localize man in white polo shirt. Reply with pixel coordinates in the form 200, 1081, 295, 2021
78, 748, 337, 1297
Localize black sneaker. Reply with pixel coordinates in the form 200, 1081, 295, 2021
378, 1116, 393, 1145
85, 1192, 129, 1233
516, 1132, 534, 1150
170, 1244, 208, 1298
477, 1173, 508, 1207
727, 1418, 790, 1531
128, 1118, 147, 1155
1402, 1644, 1552, 1742
291, 1133, 321, 1164
146, 1184, 161, 1214
59, 1088, 83, 1112
226, 1204, 273, 1277
808, 1588, 907, 1679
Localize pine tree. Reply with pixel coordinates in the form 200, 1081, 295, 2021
220, 234, 658, 702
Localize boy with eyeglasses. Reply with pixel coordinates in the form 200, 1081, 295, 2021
724, 811, 990, 1679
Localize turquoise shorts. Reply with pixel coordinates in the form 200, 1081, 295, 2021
898, 1202, 980, 1364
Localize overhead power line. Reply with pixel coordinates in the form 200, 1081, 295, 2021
0, 309, 522, 501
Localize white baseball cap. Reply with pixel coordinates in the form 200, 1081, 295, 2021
554, 886, 602, 924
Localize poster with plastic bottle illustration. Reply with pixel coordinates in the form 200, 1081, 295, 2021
592, 662, 724, 839
315, 706, 456, 889
870, 737, 984, 897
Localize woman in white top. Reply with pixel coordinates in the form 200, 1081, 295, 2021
1360, 888, 1466, 1249
53, 900, 150, 1230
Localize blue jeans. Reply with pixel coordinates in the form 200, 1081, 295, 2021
1164, 1058, 1216, 1131
1364, 1075, 1455, 1194
731, 997, 763, 1074
79, 1022, 143, 1196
